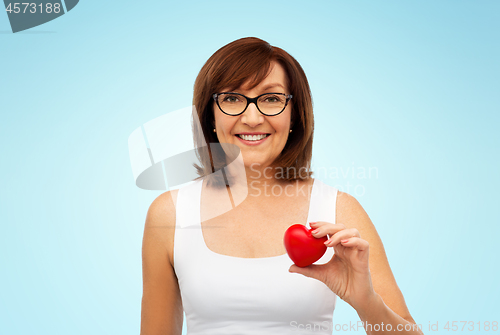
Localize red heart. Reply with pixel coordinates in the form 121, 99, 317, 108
284, 224, 328, 267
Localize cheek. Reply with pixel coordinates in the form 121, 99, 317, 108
216, 117, 237, 136
274, 113, 292, 132
276, 122, 290, 132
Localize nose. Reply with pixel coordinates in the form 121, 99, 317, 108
240, 102, 264, 127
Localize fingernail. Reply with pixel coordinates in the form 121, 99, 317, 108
341, 239, 349, 243
311, 228, 319, 234
310, 222, 317, 226
324, 239, 331, 245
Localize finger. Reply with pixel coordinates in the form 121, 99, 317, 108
309, 221, 331, 227
310, 222, 346, 238
324, 228, 361, 247
338, 237, 369, 251
310, 221, 343, 229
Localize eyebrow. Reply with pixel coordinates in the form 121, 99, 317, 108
229, 83, 285, 94
260, 83, 285, 91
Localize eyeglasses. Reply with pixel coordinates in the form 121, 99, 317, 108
213, 92, 293, 116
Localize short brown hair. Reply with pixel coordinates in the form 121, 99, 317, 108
192, 37, 314, 185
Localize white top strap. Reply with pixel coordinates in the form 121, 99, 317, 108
175, 178, 203, 229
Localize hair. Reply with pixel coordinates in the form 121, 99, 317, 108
192, 37, 314, 187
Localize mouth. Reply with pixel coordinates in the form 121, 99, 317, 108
235, 133, 271, 145
236, 134, 270, 141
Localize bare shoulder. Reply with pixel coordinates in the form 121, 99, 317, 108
335, 190, 386, 263
144, 189, 179, 267
335, 190, 388, 260
335, 191, 370, 228
141, 188, 183, 334
335, 191, 375, 239
147, 189, 179, 220
335, 190, 416, 323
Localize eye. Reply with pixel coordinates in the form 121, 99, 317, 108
265, 96, 280, 103
223, 95, 240, 103
260, 94, 285, 104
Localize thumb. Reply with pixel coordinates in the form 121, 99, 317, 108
289, 263, 325, 282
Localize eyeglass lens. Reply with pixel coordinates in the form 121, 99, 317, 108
217, 93, 287, 115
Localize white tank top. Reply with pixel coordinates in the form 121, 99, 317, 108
173, 177, 339, 334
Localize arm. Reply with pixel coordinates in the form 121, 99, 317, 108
289, 191, 423, 334
140, 190, 183, 335
336, 191, 423, 334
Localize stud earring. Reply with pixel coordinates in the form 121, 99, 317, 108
289, 129, 292, 133
213, 128, 216, 133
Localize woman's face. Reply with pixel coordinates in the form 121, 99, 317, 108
213, 61, 292, 170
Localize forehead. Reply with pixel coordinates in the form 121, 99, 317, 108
227, 61, 288, 92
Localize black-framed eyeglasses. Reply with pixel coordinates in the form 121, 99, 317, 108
213, 92, 293, 116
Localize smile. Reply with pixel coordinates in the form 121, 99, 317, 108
237, 134, 269, 141
235, 133, 270, 145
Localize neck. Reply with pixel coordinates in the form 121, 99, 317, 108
223, 161, 302, 198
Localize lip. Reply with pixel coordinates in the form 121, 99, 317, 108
235, 133, 271, 146
236, 132, 270, 135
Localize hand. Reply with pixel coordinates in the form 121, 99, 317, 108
288, 221, 377, 311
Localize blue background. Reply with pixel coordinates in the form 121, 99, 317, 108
1, 1, 499, 334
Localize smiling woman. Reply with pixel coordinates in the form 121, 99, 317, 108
192, 37, 315, 187
140, 37, 424, 335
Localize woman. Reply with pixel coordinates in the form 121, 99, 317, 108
140, 37, 424, 334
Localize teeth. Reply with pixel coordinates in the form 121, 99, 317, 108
238, 134, 268, 141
